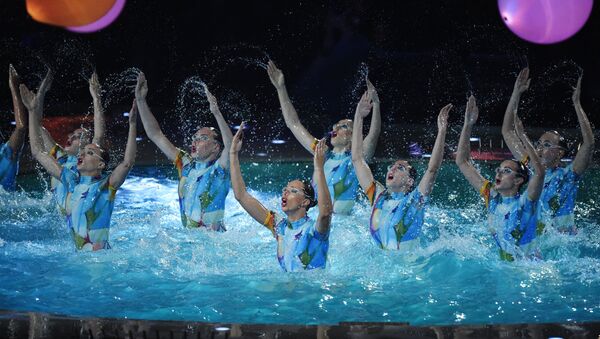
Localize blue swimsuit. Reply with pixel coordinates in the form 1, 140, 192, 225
61, 168, 117, 251
366, 181, 427, 250
263, 211, 329, 272
481, 181, 542, 260
0, 142, 19, 191
174, 150, 230, 231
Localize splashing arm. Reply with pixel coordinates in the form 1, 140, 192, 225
89, 71, 105, 146
229, 123, 270, 226
267, 60, 316, 154
21, 70, 62, 179
455, 95, 486, 192
514, 116, 544, 201
110, 100, 137, 189
7, 65, 27, 159
204, 85, 233, 169
134, 72, 179, 161
351, 91, 375, 192
314, 139, 332, 234
419, 104, 451, 196
502, 68, 529, 161
362, 78, 381, 162
571, 75, 594, 175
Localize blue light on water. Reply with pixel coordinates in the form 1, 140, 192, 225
1, 163, 599, 325
271, 139, 286, 144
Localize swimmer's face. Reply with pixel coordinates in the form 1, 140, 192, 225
385, 160, 414, 191
190, 127, 221, 161
64, 128, 89, 155
330, 119, 353, 148
535, 132, 565, 167
77, 143, 106, 174
281, 180, 310, 213
493, 160, 524, 193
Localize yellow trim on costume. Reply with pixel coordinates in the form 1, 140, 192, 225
480, 180, 492, 209
174, 149, 185, 178
520, 155, 530, 167
263, 211, 275, 232
310, 138, 319, 152
366, 181, 376, 205
49, 144, 61, 158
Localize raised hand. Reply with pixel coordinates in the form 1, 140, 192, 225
464, 95, 478, 126
266, 60, 285, 89
135, 72, 148, 99
129, 99, 138, 125
355, 91, 373, 118
314, 138, 327, 169
438, 103, 452, 130
514, 67, 530, 94
8, 64, 20, 92
19, 84, 36, 111
203, 84, 219, 114
366, 78, 379, 104
89, 71, 101, 98
231, 122, 245, 153
572, 75, 582, 105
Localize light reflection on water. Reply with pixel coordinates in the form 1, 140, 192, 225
0, 163, 599, 325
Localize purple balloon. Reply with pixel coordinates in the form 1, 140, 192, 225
66, 0, 126, 33
498, 0, 594, 44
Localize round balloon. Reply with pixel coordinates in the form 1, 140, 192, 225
67, 0, 126, 33
26, 0, 116, 27
498, 0, 594, 44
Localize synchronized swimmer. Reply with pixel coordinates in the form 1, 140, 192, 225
0, 63, 594, 269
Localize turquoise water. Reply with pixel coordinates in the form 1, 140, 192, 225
1, 161, 599, 325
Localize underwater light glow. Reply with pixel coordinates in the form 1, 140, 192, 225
470, 137, 480, 142
498, 0, 594, 44
271, 139, 286, 144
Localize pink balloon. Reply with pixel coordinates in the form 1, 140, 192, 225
498, 0, 594, 44
66, 0, 126, 33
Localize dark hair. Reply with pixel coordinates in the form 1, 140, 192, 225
302, 179, 317, 211
509, 159, 529, 191
546, 130, 568, 150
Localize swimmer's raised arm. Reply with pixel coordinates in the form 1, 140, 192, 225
229, 123, 270, 226
267, 60, 316, 154
21, 70, 62, 179
313, 139, 333, 234
514, 116, 545, 201
571, 75, 595, 175
351, 91, 375, 191
455, 95, 486, 192
7, 65, 27, 159
204, 85, 233, 169
418, 104, 451, 197
89, 71, 105, 146
134, 72, 179, 161
362, 78, 381, 162
109, 100, 137, 189
502, 68, 530, 161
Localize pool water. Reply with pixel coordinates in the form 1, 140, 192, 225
1, 161, 599, 325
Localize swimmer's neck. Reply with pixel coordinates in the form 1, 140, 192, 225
497, 188, 519, 198
331, 145, 350, 154
192, 153, 218, 163
284, 209, 307, 223
387, 185, 411, 194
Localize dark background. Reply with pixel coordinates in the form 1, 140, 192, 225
0, 0, 598, 158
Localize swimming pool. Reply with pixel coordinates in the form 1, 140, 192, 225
1, 161, 599, 325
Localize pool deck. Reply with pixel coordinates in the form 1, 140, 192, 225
1, 310, 599, 338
